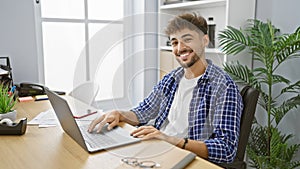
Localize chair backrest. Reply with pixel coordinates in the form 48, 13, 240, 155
69, 81, 99, 105
220, 84, 259, 169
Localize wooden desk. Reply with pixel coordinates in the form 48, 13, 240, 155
0, 100, 223, 169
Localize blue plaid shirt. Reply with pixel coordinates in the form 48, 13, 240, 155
131, 59, 243, 163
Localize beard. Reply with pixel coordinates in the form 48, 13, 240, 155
176, 52, 200, 68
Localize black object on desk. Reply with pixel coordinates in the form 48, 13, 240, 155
16, 83, 66, 97
0, 118, 27, 135
17, 83, 45, 97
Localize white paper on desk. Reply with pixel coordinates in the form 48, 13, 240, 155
28, 109, 58, 128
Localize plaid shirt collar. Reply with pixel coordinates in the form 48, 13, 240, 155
171, 59, 213, 84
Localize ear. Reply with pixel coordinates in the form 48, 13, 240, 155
202, 35, 210, 47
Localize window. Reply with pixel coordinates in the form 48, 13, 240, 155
37, 0, 159, 110
40, 0, 124, 101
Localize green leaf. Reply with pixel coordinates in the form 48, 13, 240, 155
0, 84, 17, 114
281, 80, 300, 94
218, 26, 249, 55
248, 126, 300, 169
223, 62, 258, 86
274, 29, 300, 66
272, 74, 291, 84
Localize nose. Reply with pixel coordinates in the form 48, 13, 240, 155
177, 41, 187, 53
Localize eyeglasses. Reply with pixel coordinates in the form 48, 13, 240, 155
121, 157, 160, 168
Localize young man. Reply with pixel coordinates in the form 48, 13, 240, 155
88, 13, 243, 164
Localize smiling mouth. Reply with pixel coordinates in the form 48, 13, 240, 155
176, 50, 193, 60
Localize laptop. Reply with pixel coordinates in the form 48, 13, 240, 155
45, 88, 140, 153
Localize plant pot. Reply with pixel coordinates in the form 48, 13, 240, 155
0, 110, 17, 121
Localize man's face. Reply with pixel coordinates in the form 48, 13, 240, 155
169, 28, 208, 68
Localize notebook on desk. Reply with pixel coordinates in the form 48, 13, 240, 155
45, 88, 140, 153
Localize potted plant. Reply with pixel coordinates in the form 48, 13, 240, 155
0, 84, 17, 121
218, 19, 300, 168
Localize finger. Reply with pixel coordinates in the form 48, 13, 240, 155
132, 126, 156, 137
140, 132, 157, 140
130, 126, 148, 136
131, 126, 153, 135
141, 130, 165, 140
96, 120, 108, 133
130, 126, 143, 135
100, 113, 119, 130
107, 120, 119, 130
88, 115, 105, 132
95, 111, 120, 133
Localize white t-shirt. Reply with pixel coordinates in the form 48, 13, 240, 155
160, 75, 201, 138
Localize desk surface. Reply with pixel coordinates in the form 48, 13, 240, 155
0, 100, 222, 169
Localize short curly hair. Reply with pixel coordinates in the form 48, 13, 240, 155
165, 13, 208, 36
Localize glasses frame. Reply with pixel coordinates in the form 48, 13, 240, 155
121, 157, 159, 168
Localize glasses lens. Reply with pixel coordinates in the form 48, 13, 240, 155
139, 160, 156, 168
121, 157, 138, 166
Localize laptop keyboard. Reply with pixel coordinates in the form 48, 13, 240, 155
80, 125, 118, 148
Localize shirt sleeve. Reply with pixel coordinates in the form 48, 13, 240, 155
130, 91, 161, 125
204, 83, 243, 163
130, 77, 167, 125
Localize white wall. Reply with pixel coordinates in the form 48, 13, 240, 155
0, 0, 40, 84
256, 0, 300, 164
257, 0, 300, 34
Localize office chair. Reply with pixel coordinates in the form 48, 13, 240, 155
69, 81, 99, 106
219, 84, 259, 169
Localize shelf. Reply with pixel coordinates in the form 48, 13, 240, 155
159, 0, 256, 74
160, 46, 223, 54
160, 0, 226, 10
160, 46, 173, 51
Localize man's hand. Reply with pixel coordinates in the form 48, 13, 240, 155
88, 110, 122, 133
131, 126, 168, 140
88, 110, 140, 133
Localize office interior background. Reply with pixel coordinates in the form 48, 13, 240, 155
1, 0, 300, 166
